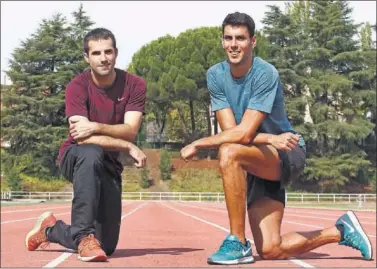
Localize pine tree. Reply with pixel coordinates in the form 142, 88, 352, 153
262, 4, 308, 134
62, 3, 95, 77
1, 5, 95, 183
298, 0, 375, 191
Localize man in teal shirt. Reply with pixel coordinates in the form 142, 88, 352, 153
181, 12, 372, 265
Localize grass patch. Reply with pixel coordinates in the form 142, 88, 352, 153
121, 167, 152, 192
20, 174, 67, 192
169, 168, 223, 192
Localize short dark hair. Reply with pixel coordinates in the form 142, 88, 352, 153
83, 28, 117, 54
222, 12, 255, 37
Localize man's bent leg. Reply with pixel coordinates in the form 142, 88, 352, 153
94, 157, 122, 256
207, 143, 280, 265
248, 197, 341, 259
218, 143, 281, 244
47, 144, 105, 249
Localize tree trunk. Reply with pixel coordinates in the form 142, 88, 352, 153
189, 99, 195, 139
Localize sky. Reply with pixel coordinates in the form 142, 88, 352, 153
1, 1, 376, 85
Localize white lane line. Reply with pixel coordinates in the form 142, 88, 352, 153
43, 251, 75, 268
1, 206, 71, 214
175, 202, 377, 238
1, 212, 71, 224
121, 202, 147, 220
162, 202, 314, 268
181, 201, 376, 215
1, 201, 130, 214
287, 206, 376, 213
43, 202, 147, 268
1, 202, 133, 225
283, 213, 376, 226
286, 208, 377, 219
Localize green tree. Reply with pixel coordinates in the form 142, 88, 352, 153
293, 1, 374, 190
159, 149, 172, 180
129, 27, 225, 143
262, 3, 310, 134
139, 166, 150, 189
128, 36, 176, 141
1, 5, 94, 183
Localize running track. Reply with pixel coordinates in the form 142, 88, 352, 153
1, 201, 376, 267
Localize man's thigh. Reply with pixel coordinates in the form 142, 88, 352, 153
246, 174, 286, 208
245, 144, 306, 208
223, 143, 281, 181
247, 197, 284, 257
95, 159, 122, 255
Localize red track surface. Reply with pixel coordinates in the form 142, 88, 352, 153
1, 201, 376, 267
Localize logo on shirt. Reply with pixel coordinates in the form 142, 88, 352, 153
117, 97, 125, 102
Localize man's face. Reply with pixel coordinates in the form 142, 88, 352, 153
222, 25, 256, 66
84, 38, 118, 76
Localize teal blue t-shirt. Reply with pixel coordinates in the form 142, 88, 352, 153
207, 56, 305, 146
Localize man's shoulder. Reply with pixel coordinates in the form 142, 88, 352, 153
253, 57, 278, 79
121, 69, 145, 85
67, 69, 91, 90
207, 61, 228, 76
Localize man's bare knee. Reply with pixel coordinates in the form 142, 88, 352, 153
256, 236, 282, 260
218, 143, 242, 169
257, 244, 281, 260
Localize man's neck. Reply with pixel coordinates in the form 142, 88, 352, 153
230, 56, 253, 79
91, 69, 117, 88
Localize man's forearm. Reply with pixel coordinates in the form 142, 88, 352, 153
252, 133, 274, 145
95, 123, 137, 142
193, 127, 251, 149
194, 131, 274, 150
77, 135, 133, 152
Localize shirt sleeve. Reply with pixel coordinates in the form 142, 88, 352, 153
207, 69, 230, 112
65, 80, 88, 119
125, 77, 146, 114
247, 68, 279, 114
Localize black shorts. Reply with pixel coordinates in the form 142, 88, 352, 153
246, 145, 306, 208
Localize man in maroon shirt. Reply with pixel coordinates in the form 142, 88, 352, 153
25, 28, 147, 262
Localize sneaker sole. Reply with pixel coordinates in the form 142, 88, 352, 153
78, 254, 108, 262
207, 256, 254, 265
25, 211, 53, 251
347, 210, 373, 260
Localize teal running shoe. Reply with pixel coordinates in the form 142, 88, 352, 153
207, 234, 254, 265
336, 210, 373, 260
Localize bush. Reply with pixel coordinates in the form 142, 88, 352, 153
139, 167, 150, 189
169, 168, 223, 192
6, 170, 22, 191
121, 168, 142, 191
159, 149, 172, 180
1, 178, 11, 191
20, 174, 67, 192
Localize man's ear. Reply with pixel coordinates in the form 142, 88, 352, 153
84, 52, 89, 63
251, 35, 257, 48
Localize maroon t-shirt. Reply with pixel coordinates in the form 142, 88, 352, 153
57, 68, 146, 168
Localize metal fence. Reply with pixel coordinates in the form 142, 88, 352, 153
1, 191, 376, 205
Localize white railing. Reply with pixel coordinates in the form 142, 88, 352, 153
1, 191, 376, 205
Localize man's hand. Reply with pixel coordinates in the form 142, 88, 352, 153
269, 133, 300, 151
69, 118, 98, 140
128, 144, 147, 168
180, 143, 199, 162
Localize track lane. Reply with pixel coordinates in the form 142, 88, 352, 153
173, 201, 376, 268
0, 202, 136, 268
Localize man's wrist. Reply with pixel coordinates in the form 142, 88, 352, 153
266, 134, 275, 145
93, 122, 101, 134
124, 140, 134, 152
